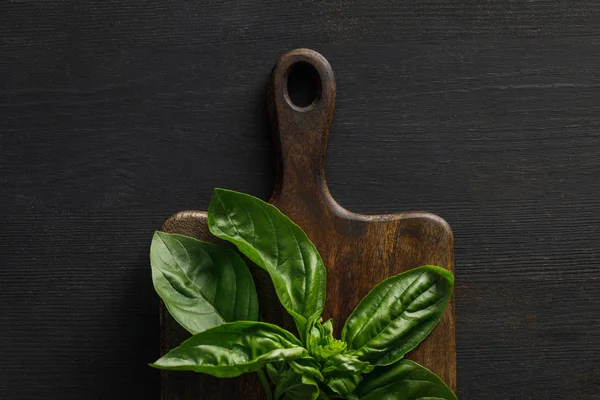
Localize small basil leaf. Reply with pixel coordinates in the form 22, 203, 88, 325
322, 353, 373, 397
342, 265, 454, 366
322, 353, 373, 376
208, 188, 326, 334
327, 374, 362, 397
150, 321, 306, 378
353, 359, 458, 400
150, 231, 259, 334
293, 375, 320, 400
267, 362, 286, 385
288, 357, 324, 382
275, 369, 320, 400
306, 316, 346, 361
274, 367, 297, 399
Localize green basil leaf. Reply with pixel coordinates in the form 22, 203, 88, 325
293, 375, 320, 400
267, 362, 286, 385
342, 265, 454, 366
274, 367, 296, 399
288, 357, 324, 382
150, 321, 306, 378
306, 316, 346, 361
327, 374, 362, 397
275, 369, 320, 400
353, 359, 457, 400
322, 353, 373, 376
321, 353, 372, 397
150, 231, 259, 334
208, 188, 326, 334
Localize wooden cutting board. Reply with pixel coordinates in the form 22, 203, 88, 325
159, 48, 456, 399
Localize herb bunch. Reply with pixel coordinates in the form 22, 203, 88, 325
150, 189, 457, 400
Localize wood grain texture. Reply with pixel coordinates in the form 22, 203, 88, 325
2, 1, 600, 399
160, 49, 455, 399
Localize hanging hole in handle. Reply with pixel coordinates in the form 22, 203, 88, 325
285, 62, 322, 111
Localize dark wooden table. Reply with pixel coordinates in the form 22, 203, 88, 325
2, 1, 599, 399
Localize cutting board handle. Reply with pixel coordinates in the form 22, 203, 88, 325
268, 48, 336, 205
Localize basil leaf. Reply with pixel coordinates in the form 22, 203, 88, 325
150, 231, 259, 334
292, 375, 320, 400
274, 367, 296, 399
322, 353, 373, 376
353, 359, 457, 400
322, 353, 373, 397
288, 357, 324, 382
342, 265, 454, 366
150, 321, 306, 378
275, 369, 320, 400
306, 316, 346, 361
327, 374, 362, 397
267, 362, 286, 385
208, 188, 326, 334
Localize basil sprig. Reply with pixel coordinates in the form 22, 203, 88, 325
150, 188, 457, 399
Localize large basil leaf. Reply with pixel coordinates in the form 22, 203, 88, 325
150, 321, 306, 378
342, 265, 454, 366
208, 188, 326, 333
353, 359, 457, 400
150, 231, 259, 334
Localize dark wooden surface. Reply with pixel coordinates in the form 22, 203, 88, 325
1, 1, 600, 399
160, 48, 456, 399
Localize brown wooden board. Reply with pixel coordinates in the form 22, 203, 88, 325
159, 49, 456, 399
